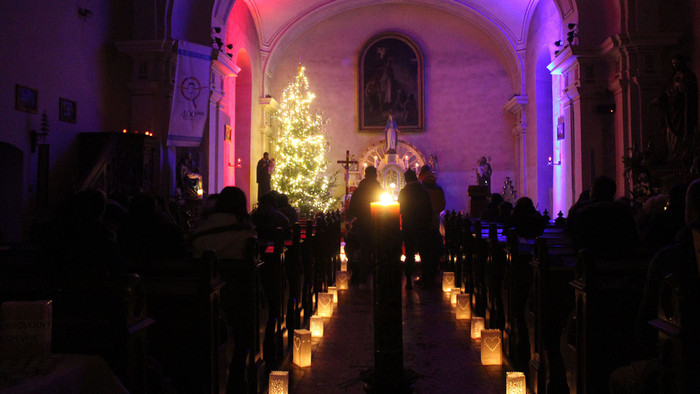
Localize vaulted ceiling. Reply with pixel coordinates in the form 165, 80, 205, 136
241, 0, 543, 50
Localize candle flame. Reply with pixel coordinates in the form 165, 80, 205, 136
380, 193, 393, 204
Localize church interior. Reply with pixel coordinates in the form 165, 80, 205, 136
2, 0, 700, 393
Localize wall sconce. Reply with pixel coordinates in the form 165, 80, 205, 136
336, 271, 349, 290
480, 329, 503, 365
318, 293, 333, 317
455, 294, 471, 319
310, 315, 324, 338
327, 286, 338, 304
506, 371, 526, 394
442, 272, 455, 293
470, 317, 485, 339
269, 371, 289, 394
235, 158, 242, 168
547, 156, 561, 166
293, 330, 311, 367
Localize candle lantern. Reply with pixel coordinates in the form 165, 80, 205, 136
336, 271, 349, 290
318, 293, 334, 317
442, 272, 455, 293
470, 317, 485, 339
340, 260, 348, 271
293, 329, 312, 367
328, 286, 338, 304
269, 371, 289, 394
456, 294, 471, 319
480, 329, 502, 365
506, 371, 526, 394
310, 315, 324, 338
450, 288, 461, 305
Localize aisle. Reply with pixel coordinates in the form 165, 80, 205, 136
288, 279, 507, 393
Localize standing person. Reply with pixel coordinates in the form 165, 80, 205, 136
418, 165, 446, 288
347, 166, 384, 285
398, 169, 432, 289
257, 152, 272, 200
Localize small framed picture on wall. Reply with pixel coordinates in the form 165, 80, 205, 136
224, 124, 232, 141
556, 116, 565, 140
59, 98, 77, 123
15, 84, 38, 113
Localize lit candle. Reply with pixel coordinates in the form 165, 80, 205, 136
269, 371, 289, 394
455, 294, 471, 319
328, 286, 338, 304
310, 315, 324, 338
480, 329, 502, 365
471, 317, 485, 339
506, 371, 526, 394
370, 195, 400, 235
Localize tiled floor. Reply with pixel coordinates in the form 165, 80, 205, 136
288, 278, 509, 393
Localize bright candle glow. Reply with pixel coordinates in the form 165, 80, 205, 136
480, 329, 502, 365
328, 286, 338, 304
293, 330, 312, 367
380, 193, 393, 204
442, 272, 455, 293
471, 317, 485, 339
456, 294, 471, 319
336, 271, 349, 290
269, 371, 289, 394
318, 293, 333, 317
310, 315, 323, 338
451, 288, 461, 305
506, 372, 526, 394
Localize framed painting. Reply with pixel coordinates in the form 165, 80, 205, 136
224, 124, 232, 141
15, 84, 38, 114
59, 98, 77, 123
359, 33, 424, 132
556, 116, 565, 140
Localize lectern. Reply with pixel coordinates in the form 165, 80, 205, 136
467, 185, 489, 219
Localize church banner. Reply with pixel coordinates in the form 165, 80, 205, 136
167, 41, 212, 147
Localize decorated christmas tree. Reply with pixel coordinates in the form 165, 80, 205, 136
271, 64, 336, 218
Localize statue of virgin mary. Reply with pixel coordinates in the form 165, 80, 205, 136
384, 115, 399, 154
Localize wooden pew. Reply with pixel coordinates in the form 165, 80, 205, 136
285, 222, 304, 337
140, 250, 229, 394
502, 228, 534, 371
650, 273, 700, 393
259, 228, 289, 370
219, 238, 267, 394
560, 249, 647, 393
527, 237, 576, 394
485, 222, 506, 330
301, 220, 316, 324
470, 220, 488, 317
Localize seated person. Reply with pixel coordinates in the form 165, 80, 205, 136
190, 186, 256, 259
251, 191, 291, 243
509, 197, 546, 237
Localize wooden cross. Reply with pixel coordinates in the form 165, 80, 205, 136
337, 150, 358, 196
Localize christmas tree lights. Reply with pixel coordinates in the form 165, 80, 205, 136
272, 64, 336, 217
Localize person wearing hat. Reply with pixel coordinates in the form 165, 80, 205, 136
417, 164, 446, 288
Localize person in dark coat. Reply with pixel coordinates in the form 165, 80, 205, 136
418, 165, 446, 287
256, 152, 272, 200
347, 166, 383, 284
398, 169, 432, 289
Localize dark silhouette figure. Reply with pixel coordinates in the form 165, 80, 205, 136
418, 165, 446, 287
509, 197, 546, 238
251, 191, 291, 243
257, 152, 272, 200
347, 166, 384, 284
398, 169, 432, 289
481, 193, 504, 222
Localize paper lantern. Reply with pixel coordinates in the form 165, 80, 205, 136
471, 317, 485, 339
336, 271, 349, 290
310, 315, 324, 338
450, 288, 461, 305
328, 286, 338, 304
340, 260, 348, 271
456, 294, 471, 319
480, 329, 502, 365
269, 371, 289, 394
506, 371, 526, 394
442, 272, 455, 293
293, 329, 312, 367
318, 293, 333, 318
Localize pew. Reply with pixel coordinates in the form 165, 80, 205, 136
285, 222, 305, 337
560, 249, 647, 393
485, 222, 506, 330
470, 220, 488, 317
259, 228, 289, 370
649, 273, 700, 393
140, 250, 229, 394
527, 237, 576, 394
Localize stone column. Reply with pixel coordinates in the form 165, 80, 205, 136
504, 95, 528, 198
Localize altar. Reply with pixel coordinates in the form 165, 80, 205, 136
349, 139, 430, 200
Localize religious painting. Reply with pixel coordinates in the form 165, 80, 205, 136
359, 34, 424, 132
59, 98, 77, 123
556, 116, 565, 140
15, 84, 38, 114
